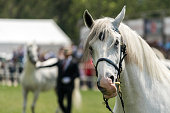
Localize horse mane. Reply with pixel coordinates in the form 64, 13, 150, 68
83, 17, 169, 81
119, 23, 169, 81
152, 47, 165, 59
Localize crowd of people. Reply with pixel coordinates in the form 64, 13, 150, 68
0, 44, 96, 90
0, 46, 24, 86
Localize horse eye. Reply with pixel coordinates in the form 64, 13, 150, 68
99, 31, 105, 41
115, 40, 119, 46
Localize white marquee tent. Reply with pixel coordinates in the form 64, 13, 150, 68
0, 19, 72, 59
0, 19, 71, 45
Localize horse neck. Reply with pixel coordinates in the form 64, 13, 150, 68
115, 61, 170, 112
114, 24, 170, 112
114, 62, 154, 112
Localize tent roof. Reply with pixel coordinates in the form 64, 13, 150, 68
0, 19, 71, 45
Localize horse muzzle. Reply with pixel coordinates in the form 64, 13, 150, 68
97, 76, 117, 99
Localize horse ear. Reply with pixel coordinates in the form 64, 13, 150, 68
83, 10, 94, 28
112, 6, 126, 29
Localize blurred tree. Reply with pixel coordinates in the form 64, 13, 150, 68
0, 0, 170, 44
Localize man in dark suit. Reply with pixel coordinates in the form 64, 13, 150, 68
38, 47, 80, 113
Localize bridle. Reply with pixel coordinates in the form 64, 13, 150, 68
94, 28, 127, 113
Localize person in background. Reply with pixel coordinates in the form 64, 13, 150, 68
37, 47, 80, 113
84, 58, 95, 89
8, 50, 17, 86
8, 59, 16, 85
17, 46, 24, 74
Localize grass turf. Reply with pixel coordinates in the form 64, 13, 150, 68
0, 85, 115, 113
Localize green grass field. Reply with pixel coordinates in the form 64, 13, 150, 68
0, 85, 115, 113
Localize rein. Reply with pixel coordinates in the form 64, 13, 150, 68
94, 30, 127, 113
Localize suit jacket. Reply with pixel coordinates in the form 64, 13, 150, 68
57, 57, 79, 89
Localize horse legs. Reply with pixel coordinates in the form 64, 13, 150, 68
31, 91, 39, 113
22, 88, 28, 113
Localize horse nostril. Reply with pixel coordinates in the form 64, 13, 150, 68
110, 76, 114, 82
106, 72, 114, 82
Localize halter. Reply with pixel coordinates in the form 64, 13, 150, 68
94, 28, 127, 113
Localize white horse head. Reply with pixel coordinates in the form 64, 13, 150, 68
26, 43, 39, 65
83, 6, 126, 99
